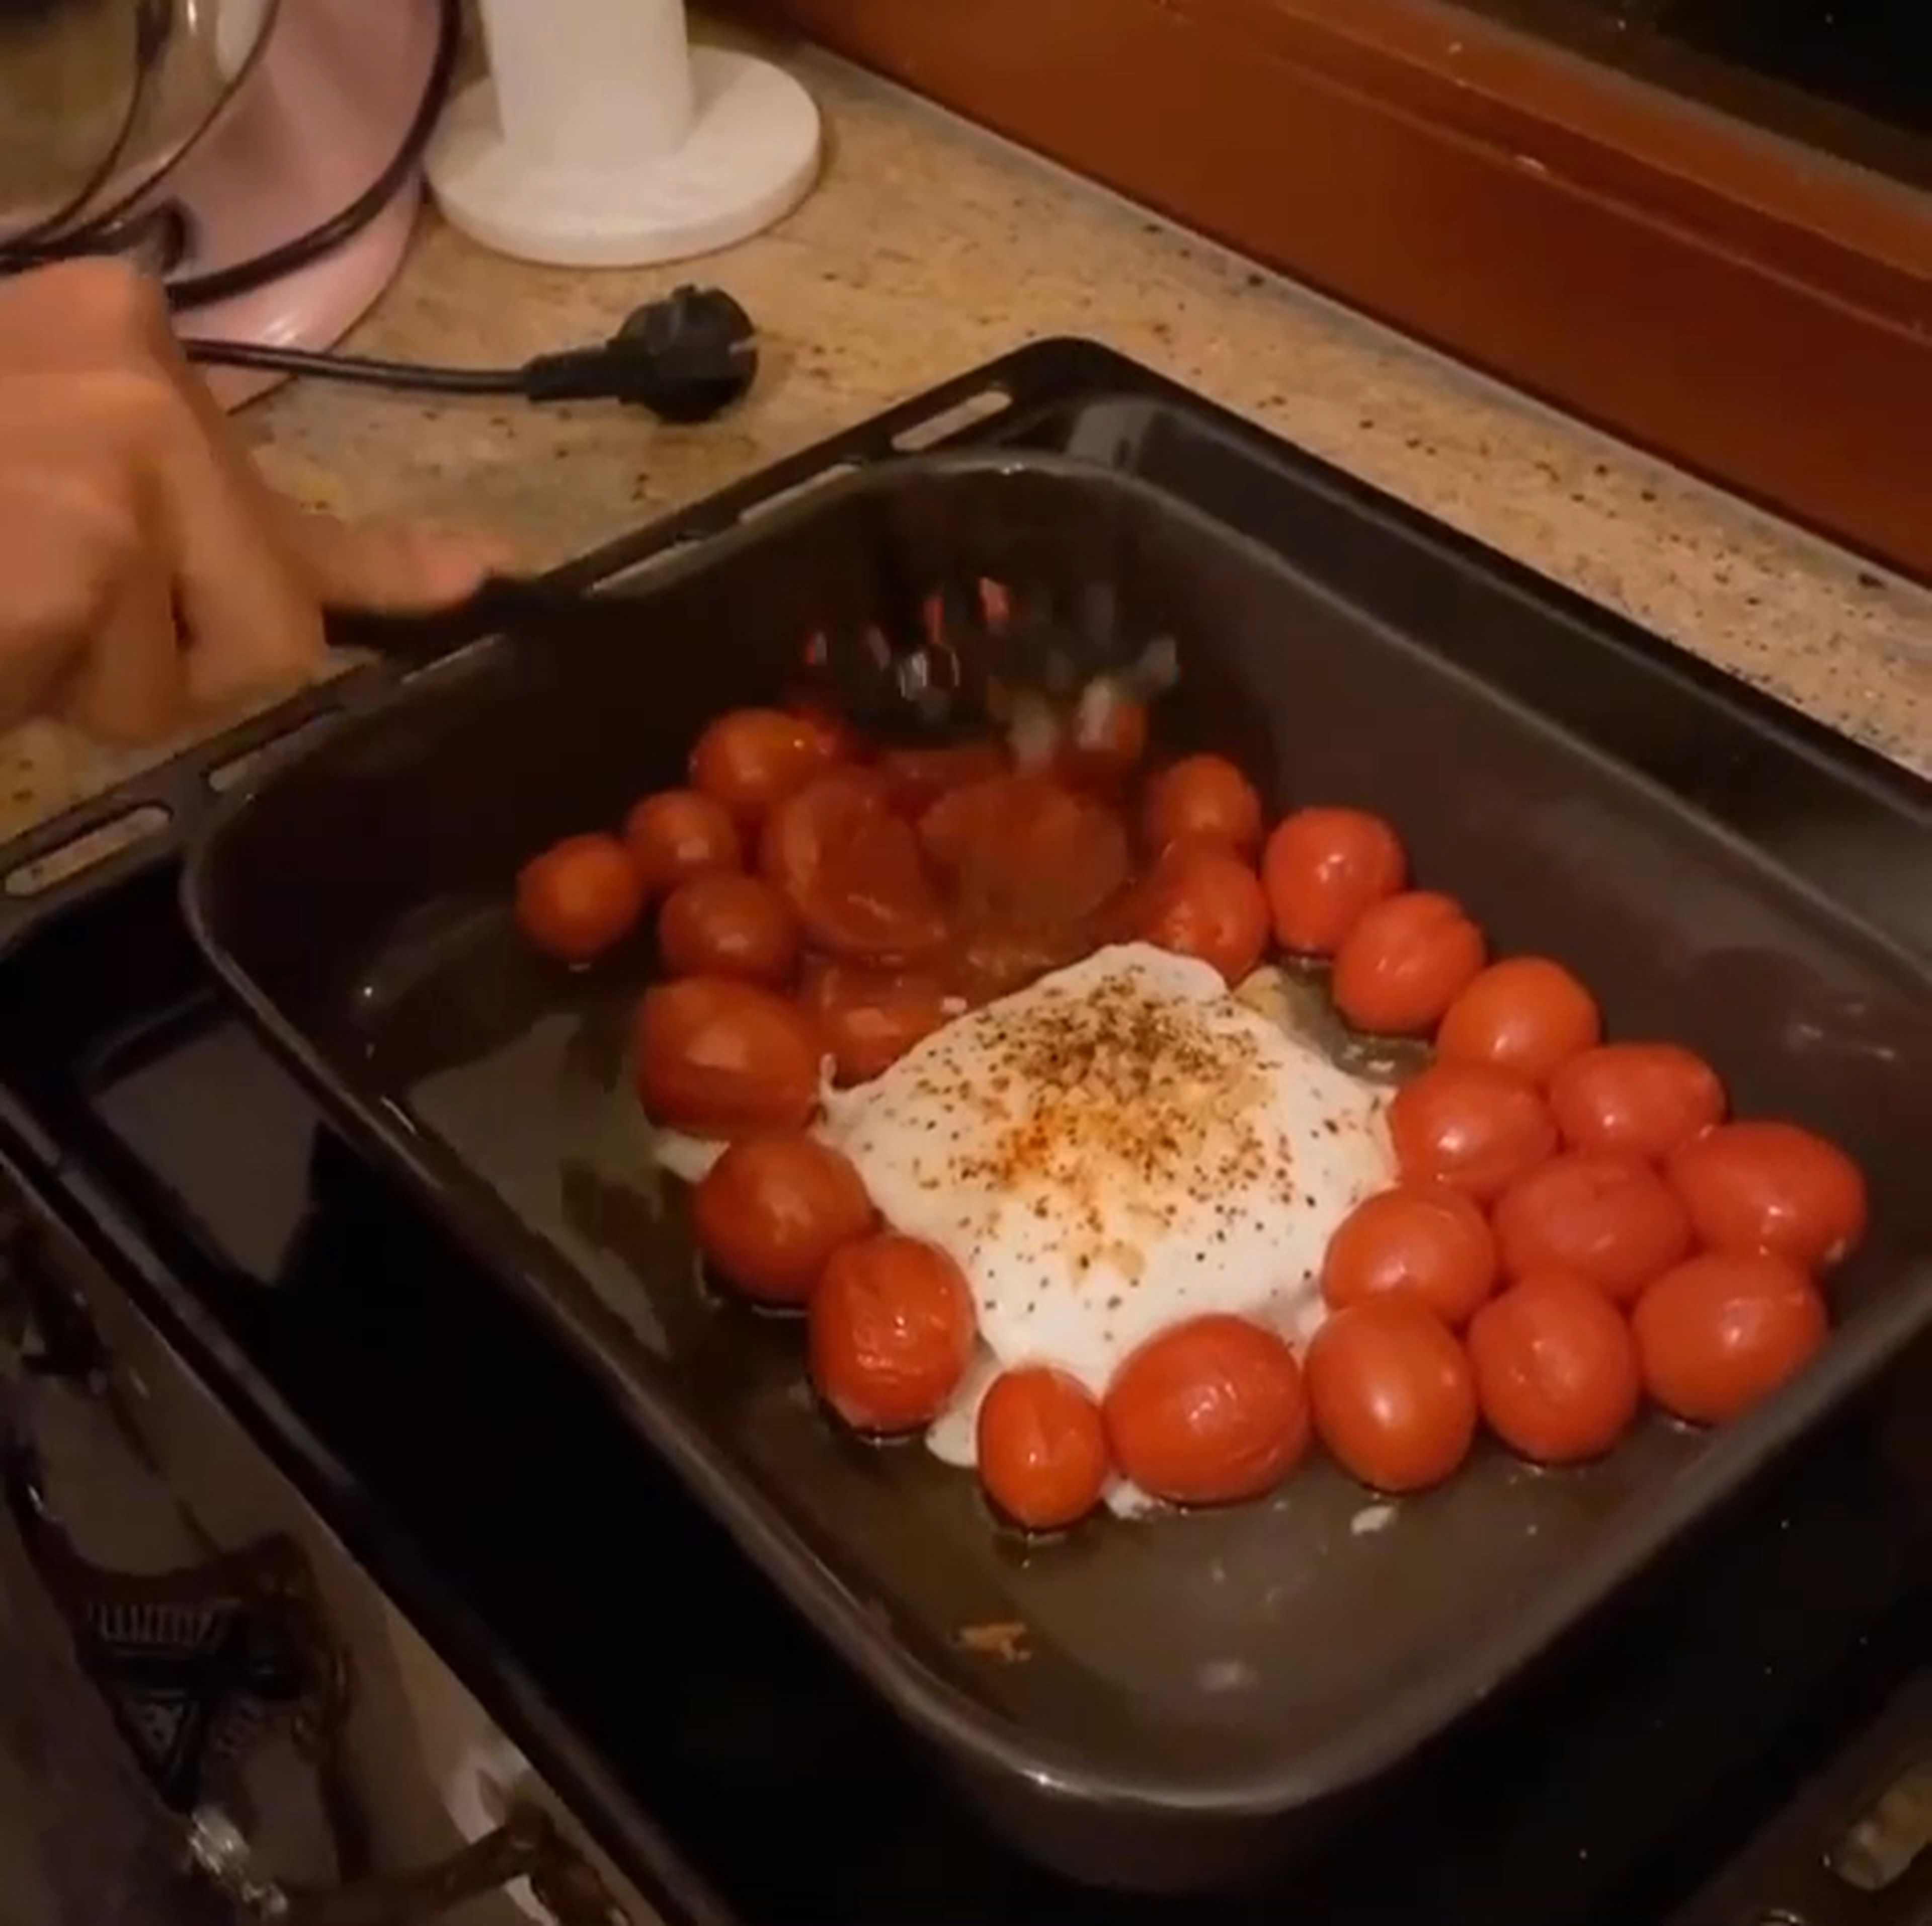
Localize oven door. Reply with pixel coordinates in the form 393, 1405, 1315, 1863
0, 1155, 664, 1926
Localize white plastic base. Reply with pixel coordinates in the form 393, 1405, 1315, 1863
425, 45, 821, 269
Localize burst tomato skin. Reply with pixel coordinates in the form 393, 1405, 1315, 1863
977, 1368, 1110, 1531
1102, 1315, 1311, 1505
1492, 1151, 1694, 1306
1332, 892, 1487, 1036
1467, 1271, 1642, 1465
634, 976, 822, 1139
808, 1235, 977, 1434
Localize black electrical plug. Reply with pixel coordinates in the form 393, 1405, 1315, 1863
521, 285, 757, 421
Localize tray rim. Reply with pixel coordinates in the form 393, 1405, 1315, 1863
180, 357, 1932, 1823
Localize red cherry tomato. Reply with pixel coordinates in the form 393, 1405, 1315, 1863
689, 708, 841, 823
691, 1135, 876, 1306
1467, 1272, 1642, 1465
1306, 1299, 1478, 1493
1434, 957, 1601, 1085
1332, 891, 1486, 1036
1129, 844, 1270, 986
761, 773, 951, 964
786, 699, 862, 765
1320, 1184, 1499, 1328
515, 833, 645, 964
1388, 1063, 1559, 1203
1666, 1122, 1868, 1274
1260, 807, 1407, 957
1102, 1315, 1310, 1505
658, 873, 800, 986
1492, 1152, 1693, 1306
808, 1234, 976, 1433
976, 1367, 1110, 1531
1548, 1043, 1725, 1161
802, 960, 954, 1084
875, 741, 1008, 815
634, 977, 822, 1138
1632, 1252, 1828, 1425
1142, 754, 1264, 859
622, 789, 744, 899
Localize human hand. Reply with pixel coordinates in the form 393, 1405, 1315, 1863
0, 259, 506, 744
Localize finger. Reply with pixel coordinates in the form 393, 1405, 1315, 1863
0, 459, 145, 735
54, 558, 186, 745
285, 511, 516, 612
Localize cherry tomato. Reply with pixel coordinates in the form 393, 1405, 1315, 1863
691, 1135, 876, 1306
1260, 807, 1407, 957
786, 699, 862, 765
1389, 1062, 1559, 1202
1467, 1272, 1641, 1464
1320, 1184, 1498, 1327
658, 873, 800, 986
808, 1234, 976, 1433
690, 708, 841, 823
949, 923, 1091, 1004
876, 741, 1008, 815
803, 960, 954, 1084
1306, 1299, 1479, 1493
622, 789, 744, 899
1332, 891, 1486, 1036
1129, 844, 1270, 986
1632, 1252, 1828, 1425
1142, 754, 1264, 858
1054, 697, 1149, 792
1492, 1152, 1693, 1306
976, 1367, 1110, 1530
1548, 1043, 1725, 1161
634, 976, 822, 1138
1434, 957, 1601, 1085
515, 833, 645, 964
761, 773, 951, 964
1666, 1121, 1867, 1273
1102, 1314, 1310, 1505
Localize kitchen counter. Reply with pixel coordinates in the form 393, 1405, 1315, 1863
1, 27, 1926, 842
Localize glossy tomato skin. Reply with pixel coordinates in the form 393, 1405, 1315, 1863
634, 976, 822, 1138
1305, 1300, 1478, 1493
1102, 1314, 1310, 1505
1434, 957, 1601, 1085
1260, 807, 1406, 957
1388, 1062, 1559, 1203
1467, 1272, 1642, 1465
1492, 1151, 1693, 1305
761, 773, 951, 964
515, 833, 645, 964
692, 1135, 875, 1305
1332, 892, 1486, 1036
1319, 1184, 1498, 1328
622, 789, 744, 899
1632, 1252, 1828, 1425
689, 708, 841, 823
876, 741, 1008, 815
1142, 754, 1264, 858
1130, 844, 1270, 986
803, 960, 954, 1085
808, 1234, 976, 1433
657, 872, 800, 986
976, 1367, 1110, 1531
1548, 1043, 1725, 1161
1666, 1122, 1868, 1274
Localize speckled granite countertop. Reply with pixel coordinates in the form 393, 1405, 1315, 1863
2, 29, 1927, 840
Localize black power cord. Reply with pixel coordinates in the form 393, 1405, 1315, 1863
184, 285, 760, 422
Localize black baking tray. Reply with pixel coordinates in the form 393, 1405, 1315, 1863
178, 341, 1932, 1890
